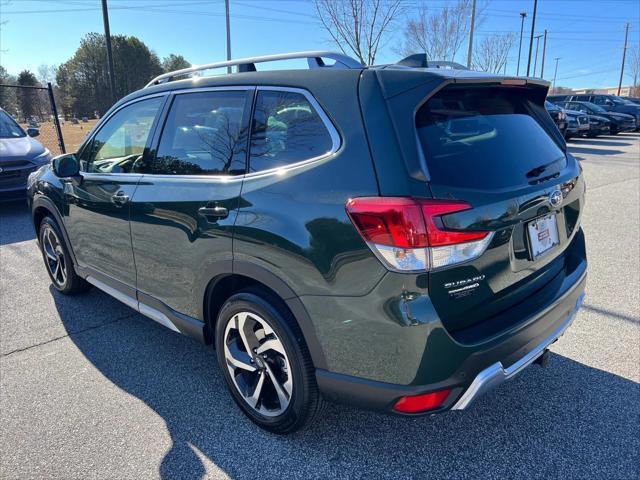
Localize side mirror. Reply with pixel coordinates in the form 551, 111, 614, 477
27, 127, 40, 137
52, 153, 80, 178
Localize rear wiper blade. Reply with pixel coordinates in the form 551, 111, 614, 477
525, 158, 563, 179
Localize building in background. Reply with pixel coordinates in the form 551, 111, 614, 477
574, 85, 634, 96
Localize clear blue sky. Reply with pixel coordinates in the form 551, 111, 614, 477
1, 0, 638, 89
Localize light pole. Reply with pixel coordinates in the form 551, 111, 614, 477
517, 12, 527, 75
466, 0, 477, 69
101, 0, 116, 103
533, 34, 543, 77
552, 57, 561, 92
225, 0, 232, 73
526, 0, 538, 76
618, 22, 630, 96
540, 29, 547, 78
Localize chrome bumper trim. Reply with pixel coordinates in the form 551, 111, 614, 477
451, 291, 585, 410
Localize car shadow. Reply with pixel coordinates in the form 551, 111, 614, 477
50, 289, 640, 479
567, 146, 625, 156
0, 200, 35, 245
569, 138, 633, 147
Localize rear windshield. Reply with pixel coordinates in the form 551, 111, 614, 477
416, 87, 565, 189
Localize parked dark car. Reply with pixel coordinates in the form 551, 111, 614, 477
27, 51, 587, 433
548, 93, 640, 130
563, 110, 590, 139
0, 108, 52, 201
545, 101, 567, 136
623, 96, 640, 105
555, 101, 636, 134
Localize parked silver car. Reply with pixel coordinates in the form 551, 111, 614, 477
0, 108, 52, 200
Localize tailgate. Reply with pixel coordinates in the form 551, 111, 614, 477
414, 83, 585, 334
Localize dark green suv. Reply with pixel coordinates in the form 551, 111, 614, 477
27, 52, 587, 433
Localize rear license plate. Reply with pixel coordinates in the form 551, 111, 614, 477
527, 214, 560, 259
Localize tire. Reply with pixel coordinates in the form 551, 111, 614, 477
215, 291, 322, 434
38, 216, 91, 295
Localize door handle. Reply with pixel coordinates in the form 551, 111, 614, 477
198, 205, 229, 220
111, 191, 130, 206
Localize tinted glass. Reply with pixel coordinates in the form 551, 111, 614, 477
249, 90, 333, 173
569, 103, 589, 113
575, 95, 592, 101
545, 101, 560, 111
82, 97, 163, 173
152, 91, 248, 175
416, 87, 566, 189
0, 110, 26, 138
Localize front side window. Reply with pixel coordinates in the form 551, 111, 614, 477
151, 91, 248, 176
82, 97, 163, 173
249, 90, 334, 173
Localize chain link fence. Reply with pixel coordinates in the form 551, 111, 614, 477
0, 83, 66, 155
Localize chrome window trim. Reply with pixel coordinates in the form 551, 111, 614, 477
79, 86, 341, 181
138, 86, 342, 181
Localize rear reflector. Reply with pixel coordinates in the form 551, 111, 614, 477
393, 389, 452, 413
346, 197, 492, 272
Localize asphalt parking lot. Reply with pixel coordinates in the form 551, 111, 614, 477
1, 134, 639, 479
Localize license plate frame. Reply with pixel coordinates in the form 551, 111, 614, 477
527, 213, 560, 260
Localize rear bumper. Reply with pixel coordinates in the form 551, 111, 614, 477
451, 291, 584, 410
0, 186, 27, 202
316, 263, 587, 415
589, 125, 610, 135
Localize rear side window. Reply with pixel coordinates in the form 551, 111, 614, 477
249, 90, 334, 173
416, 87, 566, 189
152, 91, 248, 176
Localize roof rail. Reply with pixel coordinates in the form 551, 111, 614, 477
396, 54, 469, 70
145, 51, 363, 88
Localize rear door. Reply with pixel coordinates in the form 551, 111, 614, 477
413, 84, 584, 334
129, 87, 253, 318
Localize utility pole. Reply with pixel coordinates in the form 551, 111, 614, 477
101, 0, 116, 103
552, 57, 561, 92
533, 34, 543, 77
526, 0, 538, 76
466, 0, 477, 69
540, 29, 547, 78
617, 22, 630, 95
517, 12, 527, 75
225, 0, 232, 73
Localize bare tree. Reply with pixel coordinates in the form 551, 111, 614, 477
37, 64, 57, 85
626, 46, 640, 96
473, 33, 515, 73
550, 86, 574, 95
315, 0, 404, 65
397, 0, 483, 62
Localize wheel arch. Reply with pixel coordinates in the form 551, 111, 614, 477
31, 196, 78, 266
203, 262, 327, 370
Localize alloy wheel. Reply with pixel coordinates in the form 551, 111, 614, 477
42, 225, 67, 287
223, 311, 293, 417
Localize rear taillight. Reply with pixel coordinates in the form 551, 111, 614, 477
346, 197, 493, 272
